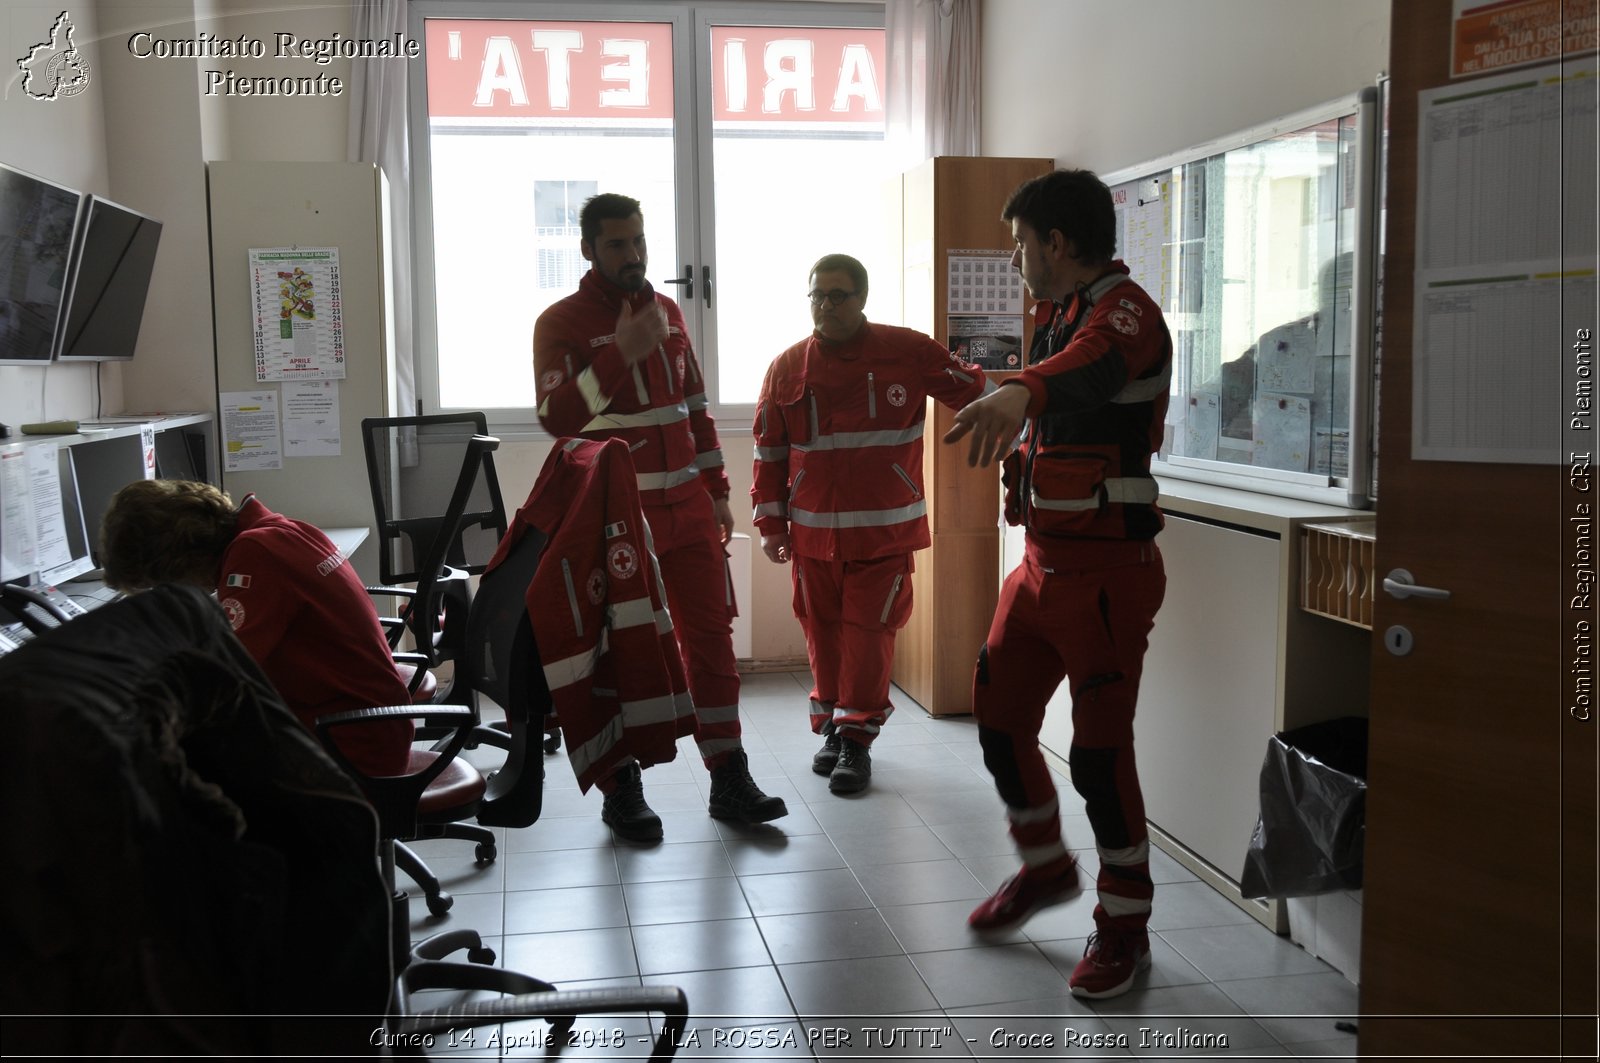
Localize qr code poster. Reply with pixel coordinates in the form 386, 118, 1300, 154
947, 250, 1025, 315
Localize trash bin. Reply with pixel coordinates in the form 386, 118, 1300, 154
1239, 716, 1367, 899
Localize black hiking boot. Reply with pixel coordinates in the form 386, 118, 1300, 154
708, 749, 789, 823
601, 762, 663, 842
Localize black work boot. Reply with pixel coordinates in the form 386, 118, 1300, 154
601, 762, 663, 842
811, 723, 842, 776
708, 749, 789, 823
829, 736, 872, 794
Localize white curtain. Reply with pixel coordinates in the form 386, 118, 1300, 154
884, 0, 981, 174
347, 0, 416, 419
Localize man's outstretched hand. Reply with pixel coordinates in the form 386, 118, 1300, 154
943, 384, 1031, 467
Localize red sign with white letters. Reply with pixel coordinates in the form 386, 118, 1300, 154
424, 19, 884, 125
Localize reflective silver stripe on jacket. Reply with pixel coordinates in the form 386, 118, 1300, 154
1110, 361, 1172, 404
576, 365, 609, 414
694, 448, 723, 471
635, 463, 701, 492
560, 558, 583, 636
1030, 477, 1159, 511
790, 500, 926, 529
792, 423, 924, 453
753, 500, 789, 520
582, 401, 689, 432
606, 597, 656, 631
543, 636, 604, 689
686, 391, 709, 412
755, 445, 789, 462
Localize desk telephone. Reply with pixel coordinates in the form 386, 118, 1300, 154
0, 584, 88, 654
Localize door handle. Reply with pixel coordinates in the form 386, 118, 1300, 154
702, 264, 713, 308
1382, 568, 1452, 601
662, 264, 693, 301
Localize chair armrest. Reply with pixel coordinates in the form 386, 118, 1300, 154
314, 704, 476, 796
392, 652, 432, 697
399, 981, 690, 1062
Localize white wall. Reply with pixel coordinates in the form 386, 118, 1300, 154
0, 3, 113, 429
981, 0, 1390, 174
0, 0, 355, 430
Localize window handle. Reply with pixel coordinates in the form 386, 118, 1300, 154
662, 265, 693, 301
702, 265, 713, 308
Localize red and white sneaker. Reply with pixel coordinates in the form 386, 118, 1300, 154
967, 859, 1081, 932
1069, 927, 1152, 998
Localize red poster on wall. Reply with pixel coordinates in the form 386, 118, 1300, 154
1451, 0, 1598, 77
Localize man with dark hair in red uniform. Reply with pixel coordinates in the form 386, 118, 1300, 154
945, 169, 1171, 1000
753, 253, 991, 794
99, 479, 414, 778
533, 192, 787, 841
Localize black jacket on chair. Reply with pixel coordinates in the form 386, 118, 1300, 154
0, 584, 391, 1057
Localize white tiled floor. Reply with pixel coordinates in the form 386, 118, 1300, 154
405, 672, 1358, 1061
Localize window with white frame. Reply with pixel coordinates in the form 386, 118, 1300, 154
409, 3, 887, 430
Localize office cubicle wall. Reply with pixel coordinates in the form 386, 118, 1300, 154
206, 162, 397, 580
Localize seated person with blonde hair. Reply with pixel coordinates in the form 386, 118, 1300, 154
100, 480, 413, 776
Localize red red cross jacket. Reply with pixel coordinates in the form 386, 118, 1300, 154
484, 437, 696, 791
751, 321, 992, 561
535, 270, 730, 506
217, 495, 414, 777
1005, 262, 1172, 546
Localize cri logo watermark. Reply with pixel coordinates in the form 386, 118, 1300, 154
17, 10, 92, 101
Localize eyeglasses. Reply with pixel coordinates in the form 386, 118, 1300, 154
807, 288, 859, 307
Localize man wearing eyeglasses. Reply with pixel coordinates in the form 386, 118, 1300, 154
534, 193, 788, 841
752, 254, 993, 794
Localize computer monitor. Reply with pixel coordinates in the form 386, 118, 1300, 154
0, 162, 84, 366
55, 194, 163, 362
0, 443, 96, 588
35, 447, 96, 586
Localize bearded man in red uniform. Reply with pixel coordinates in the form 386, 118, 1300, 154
533, 193, 786, 841
752, 254, 991, 794
945, 169, 1171, 1000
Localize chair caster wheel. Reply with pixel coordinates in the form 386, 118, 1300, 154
475, 842, 497, 864
468, 946, 496, 965
426, 890, 454, 917
544, 733, 561, 755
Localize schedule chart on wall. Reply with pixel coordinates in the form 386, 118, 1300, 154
248, 247, 347, 382
1411, 59, 1598, 463
946, 251, 1025, 315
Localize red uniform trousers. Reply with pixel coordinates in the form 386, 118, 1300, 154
646, 489, 742, 769
973, 538, 1165, 933
792, 553, 913, 745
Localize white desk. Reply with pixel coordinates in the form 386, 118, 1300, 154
323, 526, 371, 559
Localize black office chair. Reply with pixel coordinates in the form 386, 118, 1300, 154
360, 428, 510, 915
361, 412, 508, 714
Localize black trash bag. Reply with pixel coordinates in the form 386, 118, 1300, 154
1239, 717, 1368, 899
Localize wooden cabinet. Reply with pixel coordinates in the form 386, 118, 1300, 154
1095, 481, 1371, 930
887, 156, 1051, 716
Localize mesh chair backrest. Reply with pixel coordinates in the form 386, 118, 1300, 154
465, 524, 550, 828
362, 414, 508, 586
